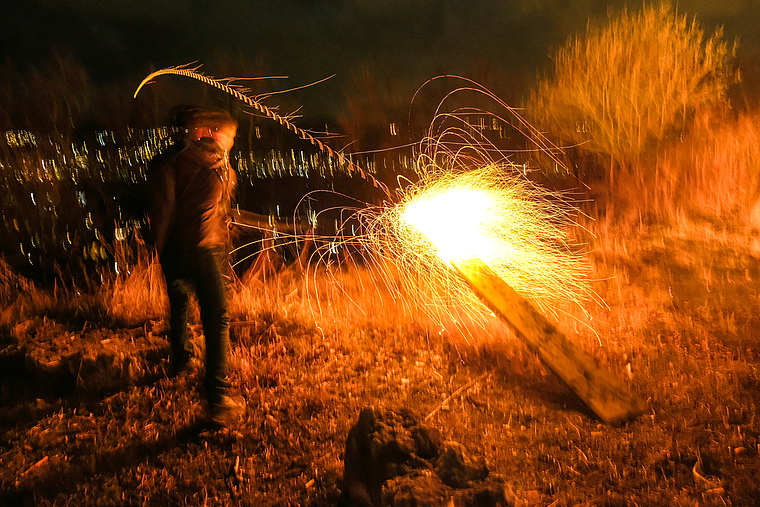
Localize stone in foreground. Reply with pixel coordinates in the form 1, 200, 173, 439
340, 407, 515, 507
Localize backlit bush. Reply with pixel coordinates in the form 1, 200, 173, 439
527, 3, 735, 175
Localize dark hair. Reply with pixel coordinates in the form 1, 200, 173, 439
167, 105, 238, 131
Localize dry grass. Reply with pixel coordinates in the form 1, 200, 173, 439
0, 256, 53, 326
103, 237, 167, 327
586, 106, 760, 238
2, 211, 759, 506
3, 119, 759, 506
650, 110, 760, 225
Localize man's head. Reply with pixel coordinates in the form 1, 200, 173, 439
170, 106, 238, 151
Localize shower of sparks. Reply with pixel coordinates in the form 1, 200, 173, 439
347, 162, 598, 333
230, 160, 598, 342
289, 77, 597, 337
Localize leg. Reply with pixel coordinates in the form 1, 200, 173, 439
192, 248, 231, 404
165, 275, 194, 370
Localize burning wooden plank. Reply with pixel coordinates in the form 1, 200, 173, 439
451, 257, 644, 425
389, 166, 645, 424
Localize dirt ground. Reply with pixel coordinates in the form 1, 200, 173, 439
1, 221, 759, 506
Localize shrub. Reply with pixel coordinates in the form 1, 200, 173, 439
527, 3, 736, 176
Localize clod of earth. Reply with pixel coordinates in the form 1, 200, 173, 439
341, 406, 516, 507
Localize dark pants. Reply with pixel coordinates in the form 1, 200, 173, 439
160, 245, 230, 404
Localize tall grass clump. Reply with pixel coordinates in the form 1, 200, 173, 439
527, 3, 735, 177
0, 257, 53, 327
102, 234, 167, 326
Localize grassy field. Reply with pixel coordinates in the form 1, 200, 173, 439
1, 206, 759, 507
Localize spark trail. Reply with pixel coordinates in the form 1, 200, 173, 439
133, 63, 389, 196
137, 67, 596, 340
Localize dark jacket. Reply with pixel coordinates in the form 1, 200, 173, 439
148, 137, 236, 257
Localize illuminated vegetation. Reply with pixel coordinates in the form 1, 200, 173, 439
526, 3, 760, 231
528, 4, 735, 172
2, 219, 760, 505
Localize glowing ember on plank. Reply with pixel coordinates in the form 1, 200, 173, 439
395, 165, 644, 424
403, 188, 498, 263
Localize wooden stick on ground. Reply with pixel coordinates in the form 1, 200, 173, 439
425, 372, 489, 422
451, 258, 645, 425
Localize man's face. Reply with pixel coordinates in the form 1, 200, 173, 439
211, 125, 237, 152
189, 124, 237, 151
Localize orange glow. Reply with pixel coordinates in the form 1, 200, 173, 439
402, 188, 500, 262
359, 164, 596, 325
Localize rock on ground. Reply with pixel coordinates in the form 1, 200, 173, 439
341, 406, 516, 507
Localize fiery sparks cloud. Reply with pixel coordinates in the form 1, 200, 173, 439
359, 163, 596, 330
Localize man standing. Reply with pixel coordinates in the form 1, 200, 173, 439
149, 106, 245, 426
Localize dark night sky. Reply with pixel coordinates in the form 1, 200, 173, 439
3, 0, 760, 118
